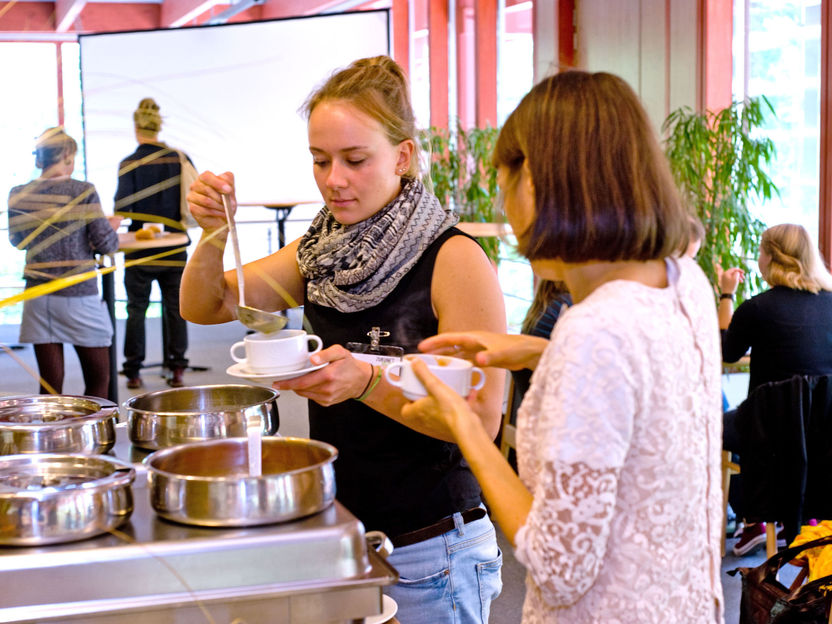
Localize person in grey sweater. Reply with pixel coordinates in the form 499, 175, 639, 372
7, 127, 121, 398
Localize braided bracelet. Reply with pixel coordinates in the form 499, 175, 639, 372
358, 364, 383, 402
355, 364, 375, 400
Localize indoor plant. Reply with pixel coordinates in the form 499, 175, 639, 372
421, 124, 501, 264
663, 96, 779, 298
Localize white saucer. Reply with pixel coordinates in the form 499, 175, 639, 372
226, 360, 327, 384
364, 595, 397, 624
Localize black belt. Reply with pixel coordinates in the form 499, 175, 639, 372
391, 507, 486, 548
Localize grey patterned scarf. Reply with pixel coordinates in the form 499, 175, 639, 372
297, 178, 458, 312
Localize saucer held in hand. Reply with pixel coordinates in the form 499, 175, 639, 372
226, 360, 327, 385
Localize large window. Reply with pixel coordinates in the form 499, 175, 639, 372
733, 0, 821, 242
497, 0, 535, 331
0, 43, 64, 324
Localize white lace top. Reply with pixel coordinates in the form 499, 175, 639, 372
514, 256, 724, 624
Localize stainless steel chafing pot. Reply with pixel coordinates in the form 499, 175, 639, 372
145, 436, 337, 527
123, 384, 279, 450
0, 395, 118, 455
0, 453, 135, 546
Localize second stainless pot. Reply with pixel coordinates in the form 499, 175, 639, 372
0, 395, 118, 455
145, 437, 337, 527
0, 453, 135, 546
123, 384, 279, 450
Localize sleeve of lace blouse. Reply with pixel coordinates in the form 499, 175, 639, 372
513, 323, 636, 608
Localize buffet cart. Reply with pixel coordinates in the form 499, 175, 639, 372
0, 427, 398, 624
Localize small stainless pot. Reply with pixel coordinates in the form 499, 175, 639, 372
0, 395, 118, 455
0, 453, 135, 546
145, 437, 337, 527
123, 384, 279, 450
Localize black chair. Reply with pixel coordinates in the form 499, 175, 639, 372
732, 374, 832, 556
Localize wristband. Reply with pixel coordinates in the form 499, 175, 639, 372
355, 364, 375, 400
357, 364, 383, 402
720, 293, 735, 301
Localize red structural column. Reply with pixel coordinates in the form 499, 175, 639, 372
56, 43, 64, 127
428, 0, 449, 130
702, 0, 733, 113
475, 0, 497, 127
392, 0, 409, 72
820, 0, 832, 264
558, 0, 574, 69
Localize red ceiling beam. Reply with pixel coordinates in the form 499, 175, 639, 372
55, 0, 85, 32
68, 3, 160, 32
161, 0, 217, 27
0, 2, 54, 32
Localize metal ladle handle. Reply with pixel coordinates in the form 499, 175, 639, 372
221, 194, 246, 307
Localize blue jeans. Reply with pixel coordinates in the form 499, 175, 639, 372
385, 508, 503, 624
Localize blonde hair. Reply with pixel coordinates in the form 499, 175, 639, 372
34, 127, 77, 170
301, 55, 421, 180
133, 97, 162, 134
760, 223, 832, 293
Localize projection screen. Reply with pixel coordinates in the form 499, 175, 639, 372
79, 10, 390, 210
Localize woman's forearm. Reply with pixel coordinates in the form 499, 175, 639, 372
180, 228, 237, 324
452, 408, 533, 544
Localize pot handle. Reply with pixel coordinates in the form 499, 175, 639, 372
366, 530, 394, 559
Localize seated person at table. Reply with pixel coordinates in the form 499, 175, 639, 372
721, 223, 832, 555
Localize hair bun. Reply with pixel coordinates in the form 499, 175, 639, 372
134, 97, 162, 132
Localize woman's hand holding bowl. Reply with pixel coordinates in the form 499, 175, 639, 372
418, 331, 549, 372
272, 344, 371, 407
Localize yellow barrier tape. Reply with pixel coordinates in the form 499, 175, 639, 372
0, 245, 188, 309
0, 344, 57, 395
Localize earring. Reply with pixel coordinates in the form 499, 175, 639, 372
397, 167, 406, 174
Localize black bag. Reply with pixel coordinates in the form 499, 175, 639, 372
733, 534, 832, 624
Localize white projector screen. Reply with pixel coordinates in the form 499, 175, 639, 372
79, 10, 390, 210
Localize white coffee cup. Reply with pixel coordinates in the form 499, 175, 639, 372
385, 353, 486, 401
230, 330, 323, 373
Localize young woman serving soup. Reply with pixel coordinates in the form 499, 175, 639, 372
179, 56, 506, 624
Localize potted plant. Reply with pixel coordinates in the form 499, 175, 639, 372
662, 96, 779, 299
421, 124, 501, 264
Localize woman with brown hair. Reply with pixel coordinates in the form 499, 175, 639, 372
410, 71, 724, 623
180, 56, 505, 623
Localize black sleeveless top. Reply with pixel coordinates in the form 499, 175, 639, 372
304, 227, 483, 537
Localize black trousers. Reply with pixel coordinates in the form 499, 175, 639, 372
123, 265, 188, 377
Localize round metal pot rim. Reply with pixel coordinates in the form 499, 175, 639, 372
0, 454, 136, 501
122, 384, 278, 417
143, 436, 338, 482
0, 395, 118, 432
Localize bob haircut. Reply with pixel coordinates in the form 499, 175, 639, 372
493, 70, 689, 263
760, 223, 832, 293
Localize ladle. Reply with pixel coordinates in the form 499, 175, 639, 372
221, 195, 287, 334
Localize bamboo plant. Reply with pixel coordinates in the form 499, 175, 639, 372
662, 96, 779, 299
421, 124, 501, 264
